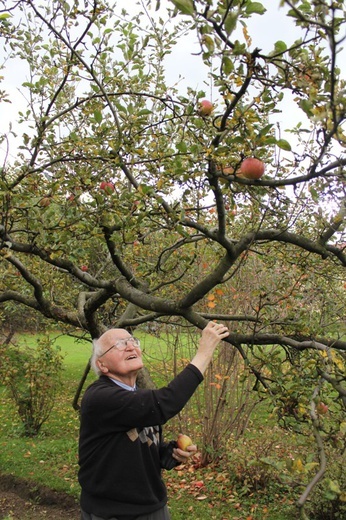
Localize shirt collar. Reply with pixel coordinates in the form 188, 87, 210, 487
109, 377, 136, 391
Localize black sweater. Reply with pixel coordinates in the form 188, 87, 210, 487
78, 364, 203, 519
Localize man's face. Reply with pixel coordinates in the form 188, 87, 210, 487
97, 329, 144, 381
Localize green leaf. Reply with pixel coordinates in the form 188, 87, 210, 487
263, 136, 277, 145
246, 2, 266, 15
176, 141, 188, 153
309, 186, 319, 203
260, 457, 284, 470
224, 13, 238, 35
115, 102, 127, 114
94, 110, 103, 123
170, 0, 195, 16
202, 35, 215, 53
273, 40, 287, 54
276, 139, 291, 151
222, 56, 234, 74
233, 40, 247, 55
138, 184, 154, 196
137, 109, 152, 116
327, 479, 341, 495
0, 13, 11, 19
142, 35, 150, 48
299, 99, 314, 117
257, 124, 273, 138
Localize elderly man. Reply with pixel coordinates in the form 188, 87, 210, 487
78, 321, 229, 520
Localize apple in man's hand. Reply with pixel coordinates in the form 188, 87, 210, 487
176, 433, 193, 451
240, 157, 265, 180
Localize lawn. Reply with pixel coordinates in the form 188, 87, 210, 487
0, 332, 340, 519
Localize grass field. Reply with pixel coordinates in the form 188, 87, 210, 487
0, 332, 340, 519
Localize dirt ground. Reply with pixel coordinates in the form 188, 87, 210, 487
0, 474, 80, 520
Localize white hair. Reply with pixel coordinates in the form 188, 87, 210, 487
90, 337, 103, 376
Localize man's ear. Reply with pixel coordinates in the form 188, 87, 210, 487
97, 360, 109, 374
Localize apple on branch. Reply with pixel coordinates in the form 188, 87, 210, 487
239, 157, 265, 180
316, 402, 328, 415
197, 99, 214, 117
176, 433, 193, 451
100, 181, 115, 193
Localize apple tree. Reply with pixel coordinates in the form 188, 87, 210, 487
0, 0, 345, 514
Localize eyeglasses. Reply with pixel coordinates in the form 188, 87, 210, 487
98, 337, 141, 358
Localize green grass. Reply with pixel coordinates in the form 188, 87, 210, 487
1, 332, 341, 520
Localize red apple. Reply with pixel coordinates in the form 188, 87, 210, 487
240, 157, 265, 180
316, 402, 328, 415
198, 99, 214, 117
81, 265, 88, 272
100, 181, 115, 192
177, 433, 193, 451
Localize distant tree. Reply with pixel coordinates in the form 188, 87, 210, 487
0, 1, 345, 515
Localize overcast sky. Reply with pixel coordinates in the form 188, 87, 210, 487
164, 0, 300, 89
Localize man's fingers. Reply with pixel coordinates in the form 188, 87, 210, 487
205, 322, 229, 337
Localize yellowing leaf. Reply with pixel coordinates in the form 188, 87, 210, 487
297, 404, 307, 416
201, 35, 215, 53
292, 458, 304, 473
242, 26, 252, 47
328, 479, 341, 494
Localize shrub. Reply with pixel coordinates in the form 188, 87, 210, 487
304, 450, 346, 520
0, 335, 64, 436
225, 435, 288, 495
